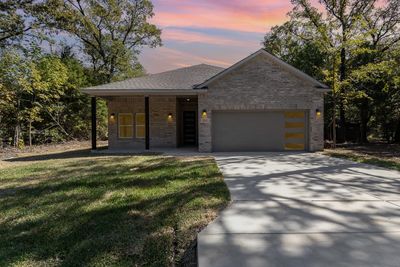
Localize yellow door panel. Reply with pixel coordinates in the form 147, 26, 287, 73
284, 112, 305, 119
285, 133, 305, 139
285, 143, 305, 150
285, 122, 305, 129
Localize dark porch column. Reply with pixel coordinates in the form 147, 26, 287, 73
91, 97, 97, 150
145, 96, 150, 150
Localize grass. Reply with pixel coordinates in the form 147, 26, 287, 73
0, 150, 230, 266
324, 149, 400, 171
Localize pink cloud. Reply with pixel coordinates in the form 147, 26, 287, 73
151, 0, 293, 33
162, 29, 259, 48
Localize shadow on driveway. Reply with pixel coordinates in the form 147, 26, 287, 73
198, 152, 400, 267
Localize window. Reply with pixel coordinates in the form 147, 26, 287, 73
118, 113, 133, 138
136, 113, 145, 139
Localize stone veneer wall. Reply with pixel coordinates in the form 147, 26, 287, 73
198, 54, 325, 152
107, 96, 177, 150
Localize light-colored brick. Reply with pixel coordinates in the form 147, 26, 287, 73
105, 53, 326, 152
198, 53, 325, 152
107, 96, 176, 150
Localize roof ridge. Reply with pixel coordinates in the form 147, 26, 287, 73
147, 63, 223, 76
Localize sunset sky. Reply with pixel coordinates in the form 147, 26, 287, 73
139, 0, 318, 73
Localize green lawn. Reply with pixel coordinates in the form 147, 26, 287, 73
0, 151, 230, 266
324, 149, 400, 171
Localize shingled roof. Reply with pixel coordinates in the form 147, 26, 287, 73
83, 64, 224, 92
83, 49, 329, 96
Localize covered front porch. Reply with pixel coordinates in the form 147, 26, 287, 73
90, 95, 199, 152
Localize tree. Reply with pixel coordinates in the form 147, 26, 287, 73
264, 0, 400, 145
0, 50, 34, 147
290, 0, 377, 142
0, 0, 46, 47
0, 49, 69, 146
58, 47, 108, 140
264, 21, 328, 81
41, 0, 161, 83
348, 0, 400, 142
25, 55, 69, 145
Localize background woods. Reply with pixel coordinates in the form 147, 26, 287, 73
264, 0, 400, 145
0, 0, 161, 147
1, 0, 399, 148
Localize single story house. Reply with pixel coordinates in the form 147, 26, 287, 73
83, 49, 330, 152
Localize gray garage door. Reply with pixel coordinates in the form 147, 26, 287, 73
212, 111, 307, 152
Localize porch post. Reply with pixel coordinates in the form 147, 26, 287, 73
145, 96, 150, 150
91, 97, 97, 150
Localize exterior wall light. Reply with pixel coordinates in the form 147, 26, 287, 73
316, 109, 321, 117
167, 113, 173, 122
110, 113, 116, 120
202, 109, 207, 118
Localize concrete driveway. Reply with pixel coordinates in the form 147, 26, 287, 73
198, 153, 400, 267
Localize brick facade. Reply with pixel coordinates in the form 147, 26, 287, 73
107, 96, 176, 150
198, 53, 325, 152
105, 53, 326, 152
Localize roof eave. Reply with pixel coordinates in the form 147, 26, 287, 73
81, 88, 204, 96
315, 85, 331, 92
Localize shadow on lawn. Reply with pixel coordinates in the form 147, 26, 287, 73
0, 156, 229, 266
5, 148, 160, 162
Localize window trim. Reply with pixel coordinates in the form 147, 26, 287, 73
135, 113, 145, 139
118, 113, 133, 139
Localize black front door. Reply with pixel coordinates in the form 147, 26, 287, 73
182, 111, 197, 146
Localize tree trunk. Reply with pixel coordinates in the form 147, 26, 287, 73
359, 100, 369, 144
340, 47, 346, 81
332, 100, 337, 148
394, 120, 400, 144
338, 46, 347, 143
14, 124, 20, 148
29, 120, 32, 147
339, 101, 346, 142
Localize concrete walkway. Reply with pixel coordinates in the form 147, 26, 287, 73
198, 153, 400, 267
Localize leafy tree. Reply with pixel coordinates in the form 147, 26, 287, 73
0, 0, 47, 47
41, 0, 161, 83
58, 48, 107, 140
264, 0, 400, 145
345, 51, 400, 142
264, 21, 328, 81
0, 0, 162, 148
289, 0, 377, 142
0, 50, 29, 147
0, 50, 69, 146
26, 55, 69, 144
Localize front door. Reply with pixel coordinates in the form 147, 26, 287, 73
182, 111, 197, 146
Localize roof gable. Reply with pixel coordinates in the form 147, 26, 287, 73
195, 49, 329, 90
